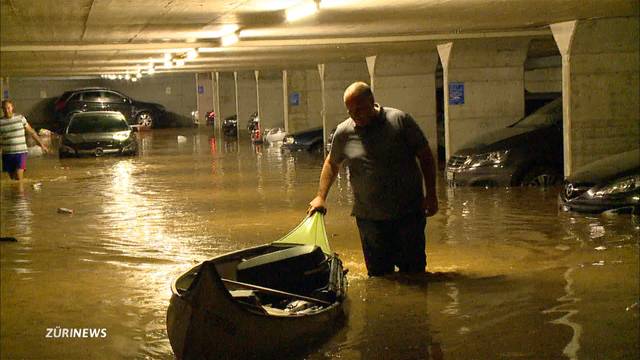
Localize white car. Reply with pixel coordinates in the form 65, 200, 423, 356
263, 128, 287, 144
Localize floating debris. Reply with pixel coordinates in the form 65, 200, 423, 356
594, 246, 607, 251
0, 237, 18, 242
57, 208, 74, 214
626, 302, 638, 311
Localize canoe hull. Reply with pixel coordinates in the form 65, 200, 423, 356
167, 245, 347, 359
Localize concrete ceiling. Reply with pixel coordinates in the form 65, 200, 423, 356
1, 0, 638, 77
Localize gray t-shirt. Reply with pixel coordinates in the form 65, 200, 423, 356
329, 105, 429, 220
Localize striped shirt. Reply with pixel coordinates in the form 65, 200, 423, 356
0, 114, 29, 154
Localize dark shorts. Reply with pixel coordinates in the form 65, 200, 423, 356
2, 152, 27, 173
356, 212, 427, 277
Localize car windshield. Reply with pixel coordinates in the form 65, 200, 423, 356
510, 98, 562, 128
68, 114, 129, 133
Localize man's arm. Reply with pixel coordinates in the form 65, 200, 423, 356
416, 145, 438, 217
308, 154, 341, 214
25, 123, 49, 154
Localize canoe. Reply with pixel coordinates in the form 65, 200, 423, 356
166, 212, 348, 359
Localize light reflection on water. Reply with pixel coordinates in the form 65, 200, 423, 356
1, 128, 638, 359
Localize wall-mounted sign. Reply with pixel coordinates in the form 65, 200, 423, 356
289, 92, 300, 106
165, 86, 172, 95
197, 85, 204, 94
448, 82, 464, 105
40, 90, 47, 99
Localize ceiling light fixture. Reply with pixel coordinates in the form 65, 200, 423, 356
221, 32, 239, 47
286, 1, 319, 22
186, 48, 198, 60
175, 59, 185, 67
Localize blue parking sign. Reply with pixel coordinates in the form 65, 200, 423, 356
289, 92, 300, 106
448, 82, 464, 105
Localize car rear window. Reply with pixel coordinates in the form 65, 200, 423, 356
68, 114, 129, 133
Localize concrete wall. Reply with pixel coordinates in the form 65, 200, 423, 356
258, 70, 285, 130
552, 16, 640, 176
324, 62, 370, 131
218, 72, 236, 123
237, 71, 257, 134
195, 72, 215, 124
438, 38, 529, 159
374, 52, 439, 160
287, 69, 317, 133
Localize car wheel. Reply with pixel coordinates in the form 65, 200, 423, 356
136, 112, 153, 128
521, 166, 561, 187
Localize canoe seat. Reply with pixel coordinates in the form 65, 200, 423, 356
237, 245, 327, 295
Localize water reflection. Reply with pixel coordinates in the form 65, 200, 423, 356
0, 128, 638, 359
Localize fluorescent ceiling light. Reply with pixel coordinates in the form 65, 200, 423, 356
175, 59, 185, 67
192, 24, 240, 39
286, 1, 318, 22
221, 33, 239, 47
186, 49, 198, 60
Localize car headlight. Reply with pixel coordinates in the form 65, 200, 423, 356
465, 150, 510, 168
284, 136, 295, 145
592, 175, 640, 197
113, 131, 131, 141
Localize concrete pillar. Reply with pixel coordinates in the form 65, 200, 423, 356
437, 38, 529, 160
374, 52, 440, 161
255, 70, 261, 133
323, 61, 369, 130
551, 17, 640, 177
318, 64, 327, 155
195, 73, 200, 126
283, 70, 289, 132
213, 72, 221, 131
366, 56, 377, 92
233, 71, 240, 141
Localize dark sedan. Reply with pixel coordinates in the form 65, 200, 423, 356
446, 97, 563, 187
281, 127, 324, 153
54, 87, 166, 130
59, 111, 138, 158
560, 149, 639, 214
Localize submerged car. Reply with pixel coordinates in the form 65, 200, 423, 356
59, 111, 138, 158
54, 87, 166, 130
222, 115, 238, 137
559, 149, 639, 214
282, 127, 324, 153
446, 97, 563, 187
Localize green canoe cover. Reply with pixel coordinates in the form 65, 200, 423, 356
272, 212, 332, 254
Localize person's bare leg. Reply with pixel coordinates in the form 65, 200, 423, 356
15, 169, 24, 181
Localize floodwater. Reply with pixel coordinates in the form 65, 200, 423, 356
1, 128, 638, 360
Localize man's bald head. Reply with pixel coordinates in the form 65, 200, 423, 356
343, 81, 374, 104
343, 82, 377, 127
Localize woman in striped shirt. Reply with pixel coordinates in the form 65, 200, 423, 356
1, 99, 49, 181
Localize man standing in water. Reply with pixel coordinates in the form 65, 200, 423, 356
308, 82, 438, 277
1, 99, 49, 181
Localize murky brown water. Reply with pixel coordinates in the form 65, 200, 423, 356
1, 128, 638, 359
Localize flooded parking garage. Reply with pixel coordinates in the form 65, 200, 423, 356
1, 128, 638, 359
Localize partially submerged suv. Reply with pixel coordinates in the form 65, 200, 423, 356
54, 87, 166, 130
446, 97, 563, 187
